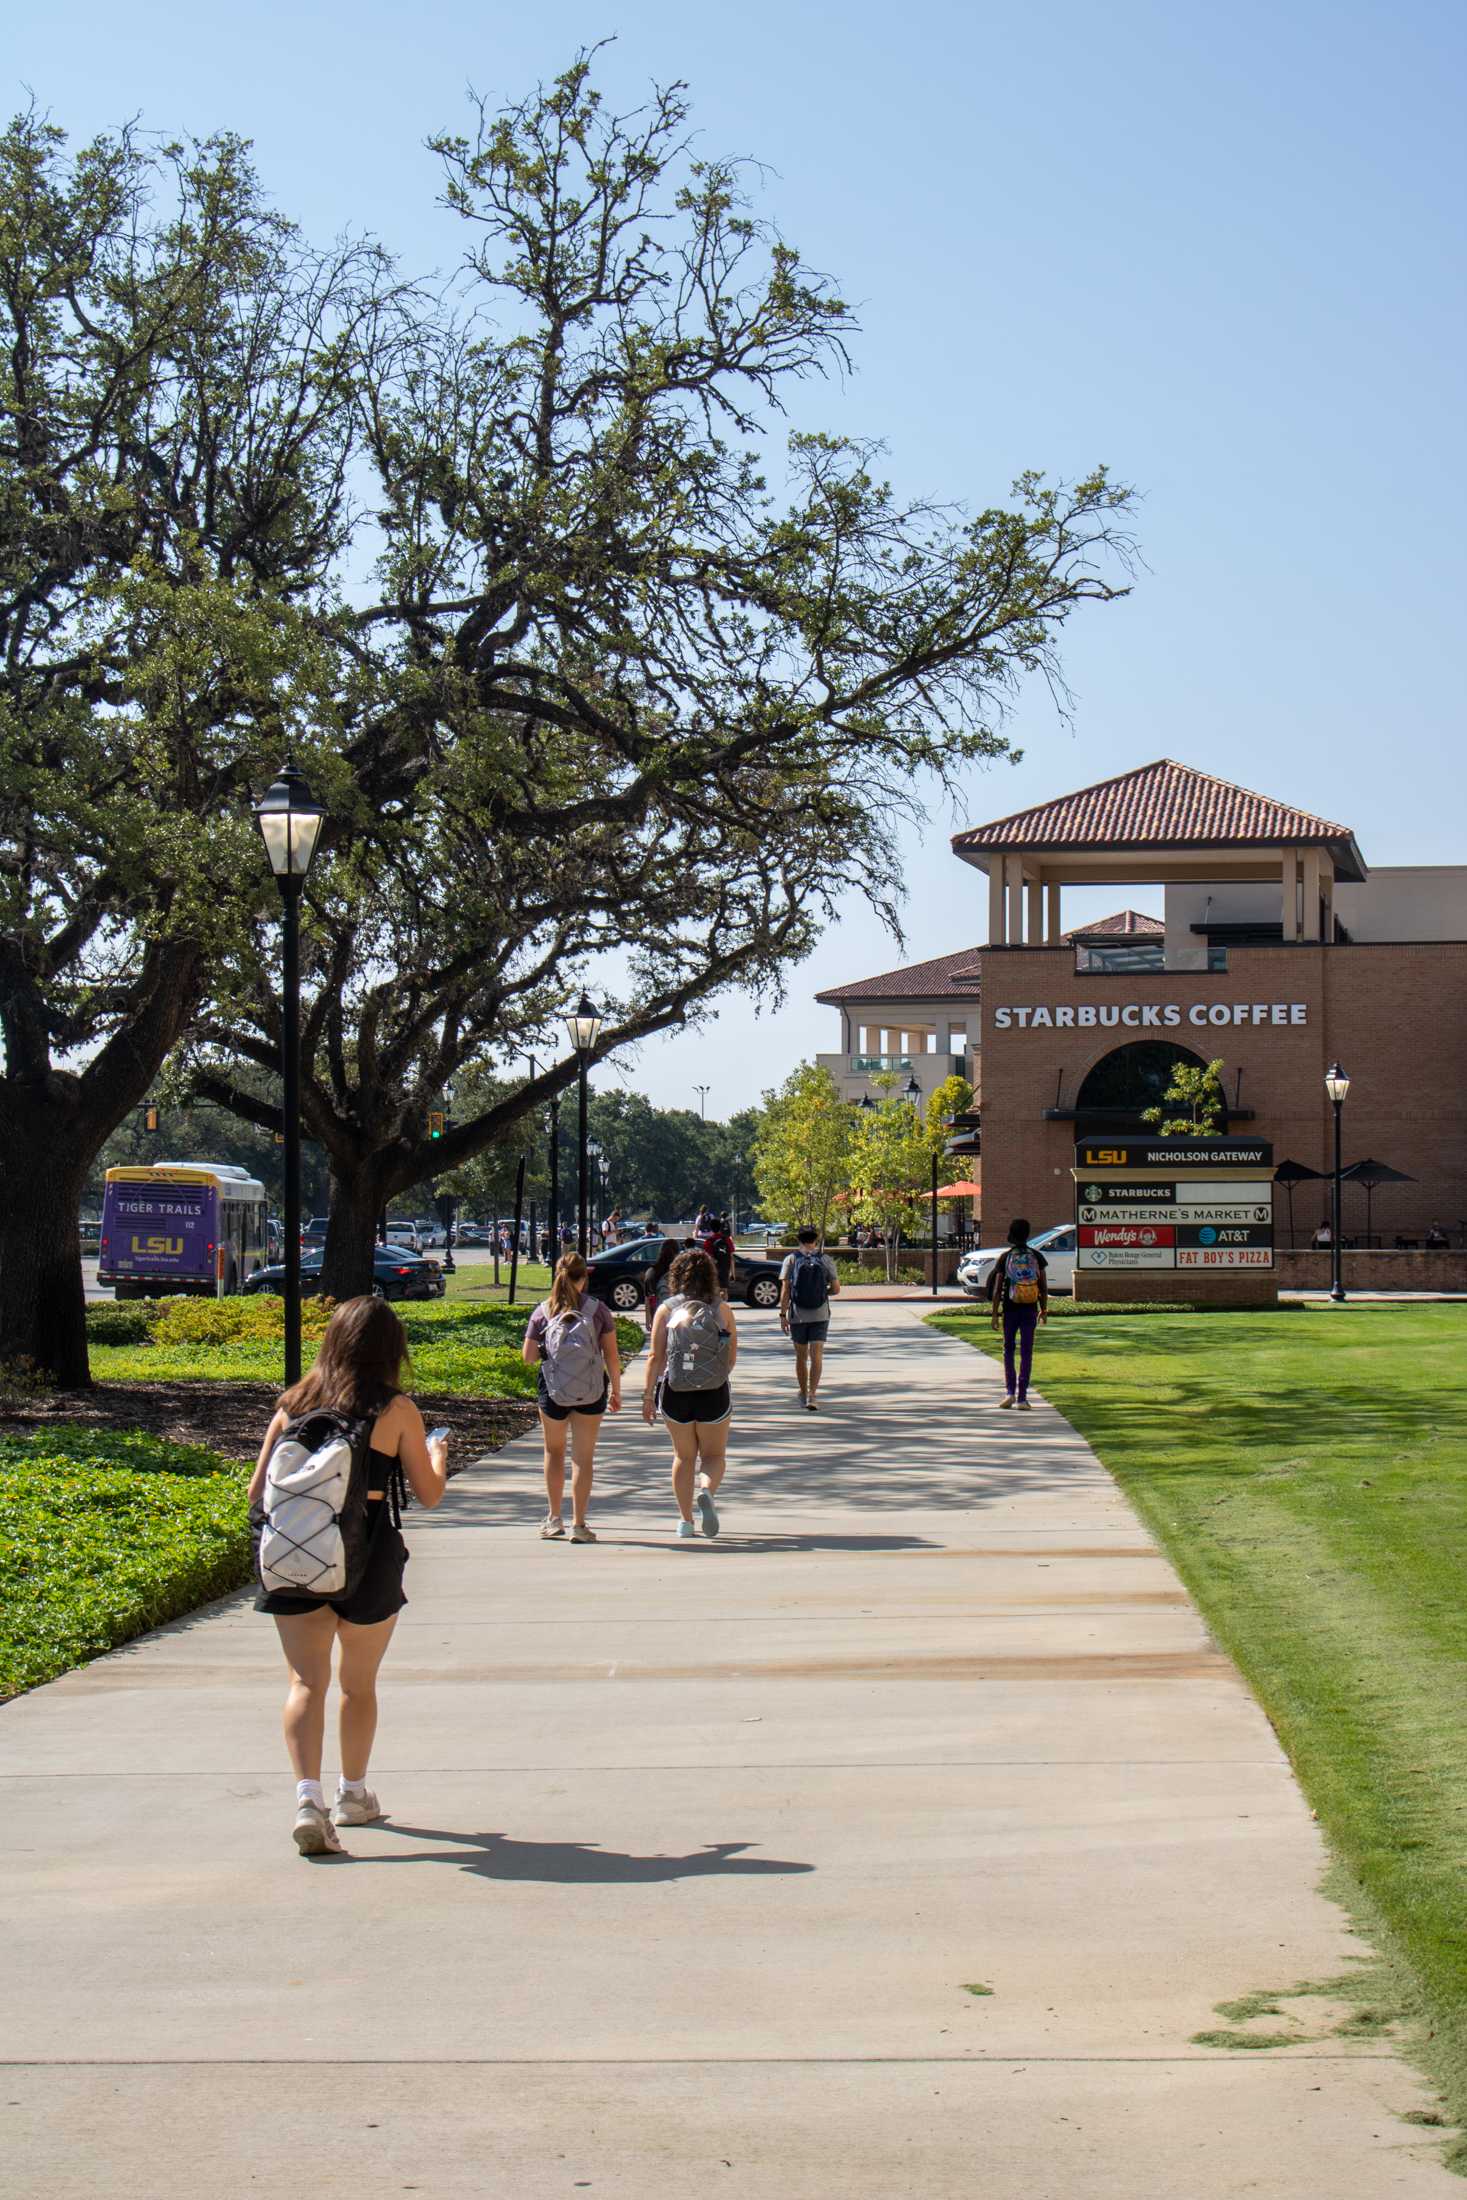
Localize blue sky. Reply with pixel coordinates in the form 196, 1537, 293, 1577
12, 0, 1464, 1113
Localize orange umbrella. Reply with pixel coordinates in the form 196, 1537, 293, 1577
935, 1179, 980, 1198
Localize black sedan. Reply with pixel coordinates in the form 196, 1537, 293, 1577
582, 1235, 783, 1313
243, 1246, 446, 1303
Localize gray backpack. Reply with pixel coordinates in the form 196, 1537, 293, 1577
664, 1293, 729, 1391
540, 1302, 606, 1408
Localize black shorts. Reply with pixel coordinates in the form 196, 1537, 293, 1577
254, 1502, 409, 1626
660, 1379, 732, 1426
537, 1371, 609, 1422
789, 1318, 830, 1345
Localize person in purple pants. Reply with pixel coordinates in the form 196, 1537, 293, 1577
986, 1218, 1049, 1409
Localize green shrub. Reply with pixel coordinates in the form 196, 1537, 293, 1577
0, 1426, 251, 1697
85, 1300, 160, 1345
150, 1294, 331, 1348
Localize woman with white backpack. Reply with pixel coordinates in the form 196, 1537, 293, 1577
250, 1296, 450, 1856
642, 1247, 738, 1540
521, 1251, 623, 1544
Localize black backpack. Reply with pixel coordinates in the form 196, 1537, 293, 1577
792, 1251, 827, 1311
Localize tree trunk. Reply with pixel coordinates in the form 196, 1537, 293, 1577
317, 1156, 394, 1302
0, 1106, 92, 1387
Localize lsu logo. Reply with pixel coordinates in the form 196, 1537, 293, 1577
131, 1234, 183, 1255
1080, 1148, 1127, 1167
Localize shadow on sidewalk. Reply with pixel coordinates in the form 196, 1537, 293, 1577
361, 1828, 815, 1883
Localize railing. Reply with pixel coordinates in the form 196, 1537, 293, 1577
849, 1053, 969, 1077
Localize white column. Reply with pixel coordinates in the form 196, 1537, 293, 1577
1046, 880, 1063, 943
1006, 855, 1025, 944
987, 861, 1006, 946
1282, 848, 1300, 941
1026, 876, 1043, 945
1301, 849, 1323, 941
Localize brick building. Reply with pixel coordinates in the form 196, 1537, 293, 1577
817, 759, 1467, 1255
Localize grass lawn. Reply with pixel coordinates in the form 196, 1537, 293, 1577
930, 1301, 1467, 2160
442, 1258, 553, 1304
0, 1426, 249, 1698
85, 1294, 642, 1398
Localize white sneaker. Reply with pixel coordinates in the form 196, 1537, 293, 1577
540, 1515, 566, 1539
570, 1522, 597, 1544
677, 1519, 697, 1540
999, 1395, 1016, 1410
331, 1787, 384, 1827
696, 1484, 720, 1539
293, 1800, 345, 1856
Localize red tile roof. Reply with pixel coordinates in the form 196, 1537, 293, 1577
815, 912, 1161, 1003
816, 945, 983, 1005
953, 759, 1364, 875
1066, 908, 1164, 939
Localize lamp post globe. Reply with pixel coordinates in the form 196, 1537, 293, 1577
904, 1074, 922, 1106
252, 762, 326, 1386
564, 993, 604, 1255
1324, 1060, 1349, 1304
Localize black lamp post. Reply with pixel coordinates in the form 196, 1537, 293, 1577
587, 1137, 604, 1244
1325, 1060, 1350, 1304
904, 1075, 923, 1272
253, 763, 326, 1385
564, 993, 604, 1256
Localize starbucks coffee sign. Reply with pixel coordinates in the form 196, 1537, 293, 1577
992, 1001, 1308, 1030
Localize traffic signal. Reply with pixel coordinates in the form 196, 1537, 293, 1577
428, 1111, 445, 1140
143, 1106, 160, 1133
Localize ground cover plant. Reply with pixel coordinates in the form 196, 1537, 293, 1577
930, 1301, 1467, 2165
0, 1426, 250, 1698
84, 1295, 641, 1399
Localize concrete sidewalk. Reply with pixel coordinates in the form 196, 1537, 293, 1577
2, 1305, 1454, 2196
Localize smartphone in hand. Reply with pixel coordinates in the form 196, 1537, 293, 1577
426, 1426, 450, 1445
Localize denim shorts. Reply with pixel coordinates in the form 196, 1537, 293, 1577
789, 1319, 830, 1345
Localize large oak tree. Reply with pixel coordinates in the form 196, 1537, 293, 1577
0, 114, 388, 1379
199, 53, 1137, 1301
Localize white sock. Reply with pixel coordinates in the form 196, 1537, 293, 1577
296, 1778, 325, 1811
337, 1776, 366, 1797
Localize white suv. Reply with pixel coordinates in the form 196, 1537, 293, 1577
957, 1224, 1077, 1299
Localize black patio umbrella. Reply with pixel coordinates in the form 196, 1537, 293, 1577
1272, 1158, 1325, 1249
1340, 1158, 1415, 1247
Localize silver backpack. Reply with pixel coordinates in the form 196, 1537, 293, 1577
664, 1294, 729, 1391
541, 1303, 607, 1408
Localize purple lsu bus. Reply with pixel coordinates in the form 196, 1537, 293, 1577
99, 1164, 269, 1299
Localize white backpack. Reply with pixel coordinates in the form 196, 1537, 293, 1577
256, 1411, 372, 1598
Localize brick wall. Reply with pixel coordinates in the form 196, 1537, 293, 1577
1275, 1249, 1467, 1292
979, 942, 1467, 1258
1073, 1269, 1278, 1308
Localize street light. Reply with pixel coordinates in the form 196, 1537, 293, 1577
694, 1083, 710, 1120
253, 763, 326, 1385
1324, 1060, 1350, 1304
564, 992, 604, 1255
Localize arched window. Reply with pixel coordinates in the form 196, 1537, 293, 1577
1075, 1041, 1216, 1123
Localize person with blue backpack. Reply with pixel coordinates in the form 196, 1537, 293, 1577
521, 1250, 623, 1544
642, 1247, 739, 1539
779, 1225, 841, 1411
986, 1217, 1050, 1409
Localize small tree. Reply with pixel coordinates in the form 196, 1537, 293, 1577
752, 1064, 852, 1237
846, 1077, 931, 1278
1142, 1057, 1227, 1138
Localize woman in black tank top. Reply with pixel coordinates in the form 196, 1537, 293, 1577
248, 1297, 450, 1856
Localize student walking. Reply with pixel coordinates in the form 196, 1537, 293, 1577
643, 1247, 737, 1540
250, 1297, 449, 1857
522, 1251, 623, 1543
986, 1217, 1049, 1409
780, 1226, 840, 1411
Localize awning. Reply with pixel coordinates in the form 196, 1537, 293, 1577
935, 1180, 980, 1199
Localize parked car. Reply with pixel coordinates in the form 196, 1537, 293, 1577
302, 1215, 329, 1250
455, 1221, 490, 1246
957, 1224, 1076, 1300
761, 1221, 791, 1248
384, 1221, 423, 1253
581, 1234, 784, 1312
243, 1246, 445, 1302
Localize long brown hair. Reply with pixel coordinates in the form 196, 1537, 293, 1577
280, 1296, 409, 1417
669, 1248, 718, 1302
548, 1250, 590, 1315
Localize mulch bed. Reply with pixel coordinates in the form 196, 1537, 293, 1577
3, 1382, 538, 1465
